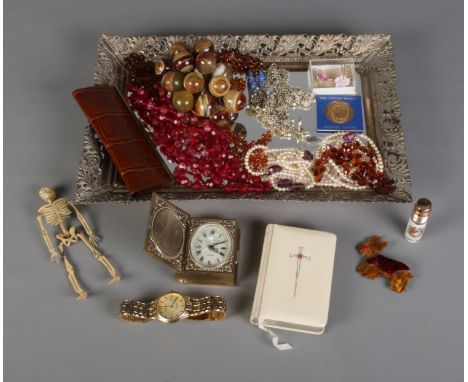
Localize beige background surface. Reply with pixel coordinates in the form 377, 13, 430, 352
4, 0, 463, 381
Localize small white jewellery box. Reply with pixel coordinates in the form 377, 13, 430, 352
308, 59, 357, 95
250, 224, 337, 350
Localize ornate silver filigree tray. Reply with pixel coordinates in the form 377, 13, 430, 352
74, 33, 411, 204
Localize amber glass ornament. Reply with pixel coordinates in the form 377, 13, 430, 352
196, 52, 217, 75
193, 38, 214, 54
172, 51, 195, 73
209, 76, 231, 97
184, 72, 205, 94
356, 236, 414, 293
170, 41, 190, 56
223, 89, 246, 112
357, 236, 388, 257
154, 57, 170, 75
193, 93, 216, 117
162, 71, 185, 92
210, 106, 238, 127
172, 90, 195, 113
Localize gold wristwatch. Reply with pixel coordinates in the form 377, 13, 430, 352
119, 291, 227, 323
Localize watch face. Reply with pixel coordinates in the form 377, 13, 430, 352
190, 223, 233, 269
156, 292, 186, 322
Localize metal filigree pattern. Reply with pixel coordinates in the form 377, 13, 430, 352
74, 127, 106, 204
74, 33, 411, 204
246, 64, 315, 141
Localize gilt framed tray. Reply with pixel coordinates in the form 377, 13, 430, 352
74, 33, 411, 204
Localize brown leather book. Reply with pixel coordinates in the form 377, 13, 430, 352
73, 86, 172, 194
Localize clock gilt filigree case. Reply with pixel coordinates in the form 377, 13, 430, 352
144, 193, 239, 286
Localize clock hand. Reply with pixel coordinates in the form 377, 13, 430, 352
170, 297, 178, 307
208, 243, 222, 253
213, 240, 226, 246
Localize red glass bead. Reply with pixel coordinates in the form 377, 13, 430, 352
124, 53, 274, 194
291, 183, 306, 191
277, 179, 293, 188
321, 150, 330, 158
267, 165, 282, 174
303, 150, 314, 161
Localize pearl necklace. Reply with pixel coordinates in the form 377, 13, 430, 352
244, 132, 385, 192
317, 132, 383, 172
315, 132, 384, 191
244, 145, 316, 191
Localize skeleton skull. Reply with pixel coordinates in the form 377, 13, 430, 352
39, 187, 56, 202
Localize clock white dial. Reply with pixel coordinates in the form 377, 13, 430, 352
190, 224, 233, 269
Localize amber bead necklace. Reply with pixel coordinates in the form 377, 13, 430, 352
313, 132, 383, 190
314, 132, 385, 191
218, 49, 264, 75
244, 132, 393, 194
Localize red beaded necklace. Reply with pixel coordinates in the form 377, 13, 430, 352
124, 54, 272, 192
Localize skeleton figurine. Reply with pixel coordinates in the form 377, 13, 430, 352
36, 187, 120, 299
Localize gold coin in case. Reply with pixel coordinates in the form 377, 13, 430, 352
325, 101, 354, 124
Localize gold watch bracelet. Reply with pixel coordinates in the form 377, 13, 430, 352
119, 296, 226, 322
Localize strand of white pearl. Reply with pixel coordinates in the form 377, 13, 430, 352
245, 145, 318, 191
244, 133, 385, 191
317, 132, 383, 171
245, 144, 364, 191
266, 135, 377, 191
316, 133, 384, 189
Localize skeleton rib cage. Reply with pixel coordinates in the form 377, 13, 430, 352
38, 198, 72, 226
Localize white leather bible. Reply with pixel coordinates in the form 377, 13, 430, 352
250, 224, 337, 350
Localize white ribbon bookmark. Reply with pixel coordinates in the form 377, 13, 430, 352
259, 320, 293, 351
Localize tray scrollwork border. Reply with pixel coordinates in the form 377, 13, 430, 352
74, 33, 411, 204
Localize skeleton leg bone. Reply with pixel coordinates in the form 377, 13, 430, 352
62, 255, 88, 300
77, 232, 120, 284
